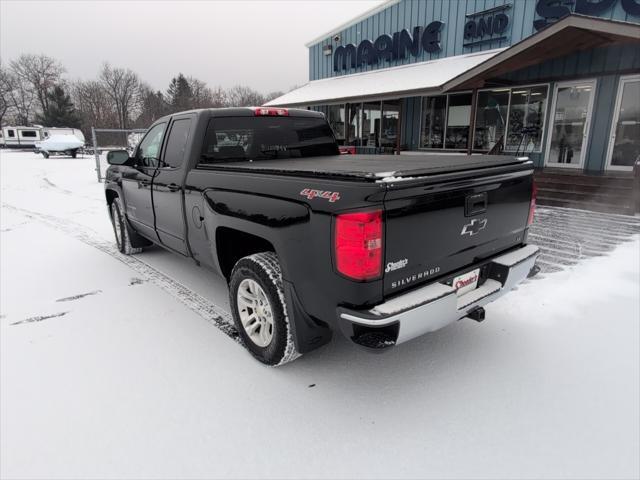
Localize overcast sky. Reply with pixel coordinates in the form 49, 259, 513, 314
0, 0, 383, 93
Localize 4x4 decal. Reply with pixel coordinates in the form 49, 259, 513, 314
300, 188, 341, 203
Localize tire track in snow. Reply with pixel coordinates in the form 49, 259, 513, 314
4, 202, 638, 330
11, 311, 69, 326
2, 203, 239, 342
530, 206, 640, 275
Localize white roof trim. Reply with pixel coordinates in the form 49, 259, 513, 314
305, 0, 399, 48
264, 49, 504, 107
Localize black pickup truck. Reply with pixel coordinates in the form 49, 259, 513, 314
105, 107, 539, 365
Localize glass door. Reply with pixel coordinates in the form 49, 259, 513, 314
346, 103, 362, 146
545, 80, 596, 169
606, 75, 640, 172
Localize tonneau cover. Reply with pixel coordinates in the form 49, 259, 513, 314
202, 154, 530, 182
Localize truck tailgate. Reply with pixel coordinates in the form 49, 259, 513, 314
382, 162, 534, 297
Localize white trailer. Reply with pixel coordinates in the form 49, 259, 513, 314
1, 126, 43, 148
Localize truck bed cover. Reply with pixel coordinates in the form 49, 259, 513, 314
201, 154, 531, 182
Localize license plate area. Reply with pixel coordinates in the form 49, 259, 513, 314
451, 268, 480, 296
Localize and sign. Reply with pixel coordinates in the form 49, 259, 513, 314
333, 21, 444, 72
534, 0, 640, 30
463, 4, 511, 47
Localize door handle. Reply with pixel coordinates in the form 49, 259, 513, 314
167, 183, 181, 192
139, 180, 150, 188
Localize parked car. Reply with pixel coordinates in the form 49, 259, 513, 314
104, 107, 539, 365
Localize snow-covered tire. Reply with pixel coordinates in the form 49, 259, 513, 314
70, 149, 78, 158
110, 196, 142, 255
42, 151, 49, 158
229, 252, 300, 366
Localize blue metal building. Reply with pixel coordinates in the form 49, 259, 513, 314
267, 0, 640, 182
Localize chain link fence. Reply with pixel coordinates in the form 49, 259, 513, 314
90, 127, 147, 182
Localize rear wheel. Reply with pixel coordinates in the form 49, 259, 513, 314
70, 149, 78, 158
229, 252, 300, 366
42, 151, 49, 158
110, 196, 142, 255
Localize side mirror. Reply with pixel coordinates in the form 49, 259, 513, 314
107, 150, 131, 165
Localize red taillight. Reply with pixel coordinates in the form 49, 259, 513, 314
334, 210, 383, 281
528, 180, 537, 225
254, 107, 289, 116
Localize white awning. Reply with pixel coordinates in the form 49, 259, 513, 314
265, 48, 504, 107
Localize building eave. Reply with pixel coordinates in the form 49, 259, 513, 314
442, 14, 640, 92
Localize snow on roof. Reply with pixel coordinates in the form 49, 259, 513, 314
264, 48, 505, 107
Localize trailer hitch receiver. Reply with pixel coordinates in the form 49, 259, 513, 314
467, 306, 486, 322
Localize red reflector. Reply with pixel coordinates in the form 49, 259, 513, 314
528, 180, 537, 225
339, 146, 356, 155
335, 210, 383, 281
254, 107, 289, 116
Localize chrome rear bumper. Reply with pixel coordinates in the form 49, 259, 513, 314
338, 244, 539, 349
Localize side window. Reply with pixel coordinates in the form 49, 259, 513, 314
7, 130, 15, 138
135, 123, 166, 167
163, 118, 192, 168
21, 130, 37, 138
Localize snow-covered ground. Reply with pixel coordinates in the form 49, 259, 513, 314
1, 149, 639, 479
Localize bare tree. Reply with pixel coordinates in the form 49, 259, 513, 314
264, 90, 284, 104
1, 52, 292, 130
225, 85, 265, 107
71, 79, 118, 134
135, 84, 167, 127
0, 67, 37, 125
99, 63, 142, 129
9, 54, 65, 115
209, 86, 228, 108
187, 76, 214, 109
0, 65, 12, 125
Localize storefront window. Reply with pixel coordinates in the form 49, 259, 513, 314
421, 94, 472, 150
327, 104, 346, 144
380, 100, 400, 148
421, 96, 446, 148
610, 77, 640, 168
506, 85, 548, 152
362, 102, 381, 147
473, 89, 509, 150
346, 103, 362, 146
445, 93, 472, 149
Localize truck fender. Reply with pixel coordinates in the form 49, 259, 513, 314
105, 185, 153, 248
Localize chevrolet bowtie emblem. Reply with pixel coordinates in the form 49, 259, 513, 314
461, 218, 488, 236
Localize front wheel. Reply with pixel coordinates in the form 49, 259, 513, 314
110, 196, 142, 255
42, 151, 49, 158
229, 252, 300, 366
